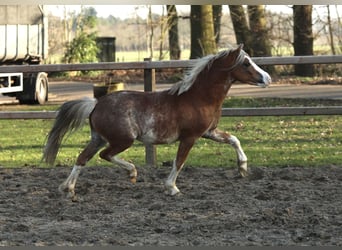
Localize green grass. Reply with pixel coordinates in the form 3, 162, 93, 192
0, 97, 341, 168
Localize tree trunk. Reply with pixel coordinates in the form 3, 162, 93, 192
213, 5, 222, 45
293, 5, 314, 76
335, 6, 342, 53
190, 5, 202, 59
158, 6, 166, 60
326, 5, 336, 55
247, 5, 274, 73
167, 5, 181, 60
228, 5, 252, 54
200, 5, 217, 55
147, 6, 154, 59
247, 5, 272, 57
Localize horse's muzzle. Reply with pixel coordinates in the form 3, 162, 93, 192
258, 72, 272, 88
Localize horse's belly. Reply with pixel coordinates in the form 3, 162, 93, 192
138, 129, 179, 145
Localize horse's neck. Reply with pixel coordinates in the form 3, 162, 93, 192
185, 78, 232, 109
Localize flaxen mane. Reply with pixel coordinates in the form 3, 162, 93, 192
169, 50, 231, 96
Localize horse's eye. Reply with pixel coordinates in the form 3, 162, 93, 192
244, 61, 251, 67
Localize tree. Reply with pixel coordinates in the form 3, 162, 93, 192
167, 5, 181, 60
293, 5, 314, 76
229, 5, 273, 57
326, 5, 336, 55
64, 7, 99, 67
247, 5, 272, 57
190, 5, 202, 59
146, 6, 154, 59
229, 5, 273, 73
229, 5, 252, 54
157, 6, 168, 60
212, 5, 222, 45
76, 6, 97, 33
248, 5, 274, 73
335, 5, 342, 54
64, 32, 98, 63
200, 5, 217, 55
190, 5, 217, 58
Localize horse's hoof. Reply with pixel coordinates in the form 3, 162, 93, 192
58, 184, 78, 201
128, 169, 137, 184
238, 161, 248, 177
66, 192, 78, 202
130, 177, 137, 184
239, 168, 249, 177
165, 186, 180, 196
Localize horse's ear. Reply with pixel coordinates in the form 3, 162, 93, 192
229, 44, 243, 58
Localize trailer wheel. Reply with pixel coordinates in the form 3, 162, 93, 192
35, 73, 48, 104
18, 72, 48, 105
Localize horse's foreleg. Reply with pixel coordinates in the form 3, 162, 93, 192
165, 160, 182, 195
165, 139, 195, 195
203, 129, 248, 177
59, 131, 106, 201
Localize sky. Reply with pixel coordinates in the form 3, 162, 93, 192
45, 5, 342, 20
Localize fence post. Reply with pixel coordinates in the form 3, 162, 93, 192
144, 58, 157, 167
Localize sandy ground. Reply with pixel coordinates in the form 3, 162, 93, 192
0, 165, 341, 246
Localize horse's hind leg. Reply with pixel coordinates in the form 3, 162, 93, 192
202, 129, 248, 177
99, 139, 137, 183
59, 130, 106, 200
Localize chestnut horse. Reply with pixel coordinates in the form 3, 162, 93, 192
43, 45, 271, 200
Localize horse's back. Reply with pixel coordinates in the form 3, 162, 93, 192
93, 90, 169, 114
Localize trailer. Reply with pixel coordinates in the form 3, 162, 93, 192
0, 5, 48, 104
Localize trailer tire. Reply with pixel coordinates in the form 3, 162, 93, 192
34, 73, 48, 104
18, 72, 48, 105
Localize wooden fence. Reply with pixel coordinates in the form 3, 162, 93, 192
1, 55, 342, 166
1, 55, 342, 120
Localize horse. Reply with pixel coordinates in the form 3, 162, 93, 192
43, 44, 271, 200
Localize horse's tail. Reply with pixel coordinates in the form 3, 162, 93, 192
42, 97, 97, 165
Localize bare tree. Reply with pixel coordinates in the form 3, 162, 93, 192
228, 5, 252, 54
247, 5, 272, 57
190, 5, 217, 58
158, 6, 168, 60
63, 6, 75, 44
147, 6, 154, 59
200, 5, 217, 55
190, 5, 202, 59
213, 5, 222, 45
326, 5, 336, 55
265, 8, 293, 56
334, 5, 342, 53
293, 5, 314, 76
167, 5, 181, 60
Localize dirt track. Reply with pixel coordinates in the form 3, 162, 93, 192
0, 165, 341, 246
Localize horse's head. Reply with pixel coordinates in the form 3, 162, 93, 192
228, 44, 272, 87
